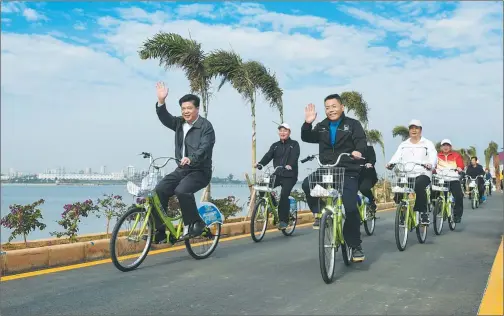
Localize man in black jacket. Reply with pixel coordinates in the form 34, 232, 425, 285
301, 94, 368, 262
153, 82, 216, 242
359, 142, 378, 213
466, 156, 485, 203
256, 123, 300, 230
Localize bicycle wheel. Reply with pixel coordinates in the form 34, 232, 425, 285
432, 199, 444, 235
416, 212, 427, 244
362, 204, 375, 236
110, 206, 153, 272
471, 191, 477, 209
185, 222, 221, 260
319, 210, 336, 284
282, 210, 297, 236
250, 198, 269, 242
395, 203, 408, 251
340, 210, 352, 266
447, 201, 456, 231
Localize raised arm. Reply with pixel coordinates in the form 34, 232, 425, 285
155, 81, 183, 131
301, 122, 320, 143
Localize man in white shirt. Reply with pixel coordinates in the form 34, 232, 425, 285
386, 119, 437, 225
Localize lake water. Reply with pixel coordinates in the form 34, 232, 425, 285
0, 183, 303, 242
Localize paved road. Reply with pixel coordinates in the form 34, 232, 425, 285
1, 194, 503, 315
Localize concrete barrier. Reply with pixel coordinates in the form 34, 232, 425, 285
0, 202, 395, 276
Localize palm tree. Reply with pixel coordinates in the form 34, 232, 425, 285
435, 141, 442, 152
392, 125, 409, 141
366, 130, 385, 158
138, 32, 212, 117
467, 146, 477, 161
138, 32, 214, 201
205, 49, 283, 181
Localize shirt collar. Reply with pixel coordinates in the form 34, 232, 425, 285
185, 115, 200, 125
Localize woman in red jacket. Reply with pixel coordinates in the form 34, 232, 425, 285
436, 139, 465, 223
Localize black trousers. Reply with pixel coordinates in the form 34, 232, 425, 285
394, 175, 431, 213
154, 167, 211, 229
259, 175, 297, 223
432, 180, 464, 218
358, 177, 376, 205
302, 173, 361, 248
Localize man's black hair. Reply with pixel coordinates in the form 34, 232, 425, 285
179, 94, 200, 108
324, 94, 343, 104
471, 156, 478, 161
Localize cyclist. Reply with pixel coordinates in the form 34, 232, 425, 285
435, 139, 464, 223
153, 81, 216, 242
300, 94, 368, 262
255, 123, 300, 230
358, 142, 378, 214
484, 168, 492, 196
386, 120, 437, 225
466, 157, 485, 203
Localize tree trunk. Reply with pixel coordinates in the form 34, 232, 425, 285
106, 218, 110, 236
245, 173, 256, 219
200, 91, 212, 202
24, 233, 27, 247
251, 98, 257, 182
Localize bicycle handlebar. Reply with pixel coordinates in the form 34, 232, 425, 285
256, 164, 283, 172
387, 162, 431, 171
139, 152, 180, 169
300, 152, 364, 167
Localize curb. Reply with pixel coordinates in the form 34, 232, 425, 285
0, 202, 395, 277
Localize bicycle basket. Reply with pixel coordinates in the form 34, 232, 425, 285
468, 180, 477, 188
307, 167, 344, 198
126, 169, 162, 197
253, 169, 276, 192
387, 170, 416, 194
431, 175, 450, 192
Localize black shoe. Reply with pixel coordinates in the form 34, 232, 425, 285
278, 221, 288, 230
153, 230, 167, 244
189, 220, 206, 237
313, 217, 320, 229
369, 202, 377, 215
420, 213, 430, 225
352, 245, 365, 262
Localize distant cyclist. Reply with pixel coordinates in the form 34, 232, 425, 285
358, 142, 378, 214
255, 123, 300, 230
386, 120, 437, 225
301, 94, 368, 262
466, 157, 485, 203
435, 139, 464, 223
484, 168, 492, 196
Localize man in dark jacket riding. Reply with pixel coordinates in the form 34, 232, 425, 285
300, 94, 368, 262
153, 81, 216, 243
255, 123, 300, 230
359, 142, 378, 213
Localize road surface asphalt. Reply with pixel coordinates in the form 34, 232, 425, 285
1, 193, 503, 315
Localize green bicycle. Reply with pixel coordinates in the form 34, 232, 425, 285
301, 152, 364, 284
110, 152, 224, 272
357, 191, 376, 236
250, 165, 298, 242
431, 169, 458, 235
388, 162, 430, 251
466, 175, 484, 209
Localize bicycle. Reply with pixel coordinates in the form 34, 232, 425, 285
466, 175, 484, 209
484, 179, 491, 197
357, 191, 376, 236
110, 152, 224, 272
301, 152, 364, 284
250, 165, 298, 242
431, 169, 459, 235
387, 162, 431, 251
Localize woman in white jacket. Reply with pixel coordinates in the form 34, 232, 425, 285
386, 120, 437, 225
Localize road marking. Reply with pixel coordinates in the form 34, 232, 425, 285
0, 207, 394, 282
477, 237, 503, 316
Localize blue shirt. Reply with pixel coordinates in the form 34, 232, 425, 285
329, 119, 342, 146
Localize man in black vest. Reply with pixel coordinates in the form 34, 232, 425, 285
255, 123, 300, 230
153, 82, 216, 243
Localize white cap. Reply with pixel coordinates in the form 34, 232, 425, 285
278, 123, 291, 130
408, 119, 422, 128
441, 139, 452, 146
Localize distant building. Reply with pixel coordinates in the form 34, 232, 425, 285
37, 173, 125, 181
100, 166, 107, 174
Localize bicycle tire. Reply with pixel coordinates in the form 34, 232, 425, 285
447, 201, 456, 231
416, 214, 427, 244
432, 199, 443, 235
319, 210, 336, 284
250, 198, 269, 242
282, 210, 297, 236
185, 223, 221, 260
362, 204, 375, 236
395, 203, 408, 251
110, 206, 153, 272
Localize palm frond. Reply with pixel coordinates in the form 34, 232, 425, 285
435, 142, 441, 152
366, 129, 385, 157
340, 91, 369, 126
242, 61, 283, 113
392, 125, 409, 141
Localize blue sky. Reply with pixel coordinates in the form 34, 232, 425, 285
1, 1, 503, 177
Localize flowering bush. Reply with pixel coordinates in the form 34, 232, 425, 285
96, 194, 127, 236
50, 199, 99, 243
0, 199, 46, 246
210, 196, 241, 220
290, 189, 307, 209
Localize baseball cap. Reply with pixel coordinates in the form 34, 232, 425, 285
408, 119, 422, 128
441, 139, 452, 146
278, 123, 291, 130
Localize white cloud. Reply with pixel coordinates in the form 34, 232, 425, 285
1, 1, 25, 13
73, 21, 87, 30
1, 3, 503, 176
22, 7, 48, 22
116, 7, 169, 24
176, 4, 216, 19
